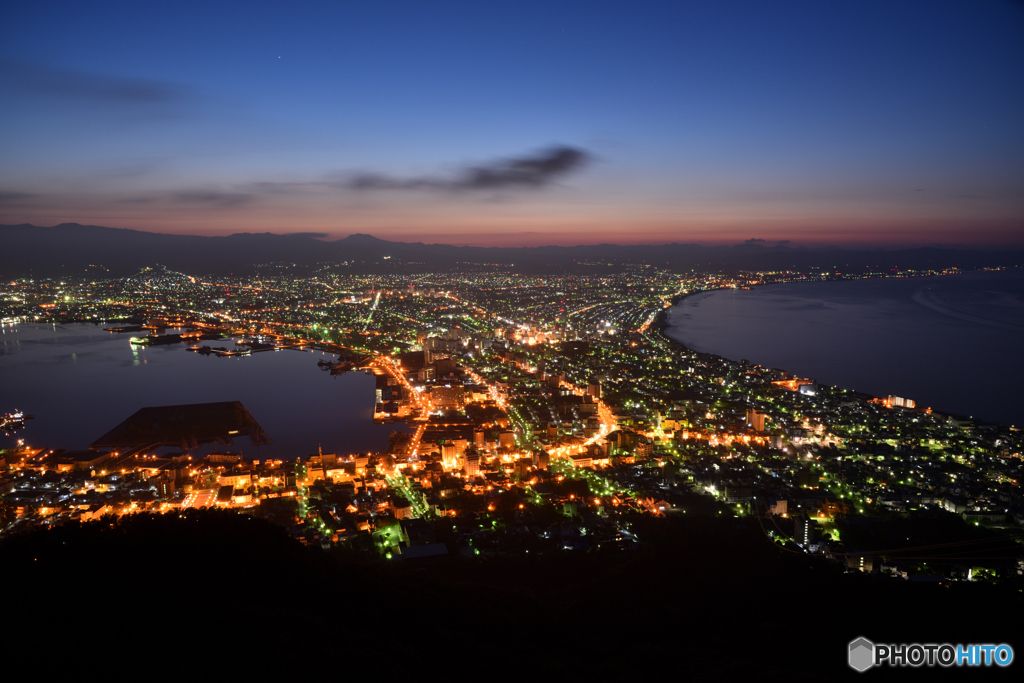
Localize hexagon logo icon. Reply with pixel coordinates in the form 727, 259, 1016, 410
849, 637, 875, 672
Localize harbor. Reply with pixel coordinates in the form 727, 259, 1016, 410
0, 322, 401, 457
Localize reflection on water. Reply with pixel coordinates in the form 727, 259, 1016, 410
910, 280, 1024, 332
667, 270, 1024, 427
0, 323, 403, 456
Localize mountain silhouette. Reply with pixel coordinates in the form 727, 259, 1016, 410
1, 222, 1020, 277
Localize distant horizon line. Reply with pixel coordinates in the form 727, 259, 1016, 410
3, 221, 1019, 253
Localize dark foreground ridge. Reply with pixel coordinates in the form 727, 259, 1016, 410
4, 508, 1018, 679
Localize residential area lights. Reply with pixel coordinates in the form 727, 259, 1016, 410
1, 264, 1021, 580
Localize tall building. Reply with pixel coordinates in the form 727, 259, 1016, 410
546, 373, 566, 388
746, 409, 765, 432
794, 515, 816, 547
432, 357, 458, 377
441, 443, 459, 470
532, 450, 550, 470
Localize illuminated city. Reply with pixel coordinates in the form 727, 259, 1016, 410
3, 0, 1023, 676
2, 263, 1021, 576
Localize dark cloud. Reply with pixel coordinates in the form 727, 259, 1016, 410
745, 238, 765, 243
0, 191, 37, 203
245, 181, 301, 194
110, 192, 254, 207
347, 146, 591, 192
171, 191, 255, 208
92, 145, 592, 210
113, 196, 159, 205
0, 60, 196, 105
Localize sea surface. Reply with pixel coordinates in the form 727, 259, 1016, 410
666, 269, 1024, 427
0, 323, 403, 457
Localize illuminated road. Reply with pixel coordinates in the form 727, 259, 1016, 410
370, 356, 431, 421
464, 364, 615, 458
408, 423, 427, 458
463, 367, 508, 409
362, 291, 382, 332
385, 472, 432, 518
546, 380, 616, 459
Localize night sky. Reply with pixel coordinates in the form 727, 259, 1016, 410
2, 1, 1022, 247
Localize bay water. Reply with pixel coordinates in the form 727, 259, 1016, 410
666, 270, 1024, 427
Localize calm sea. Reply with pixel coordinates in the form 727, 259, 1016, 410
0, 323, 403, 456
666, 270, 1024, 427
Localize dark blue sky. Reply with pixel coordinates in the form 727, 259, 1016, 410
2, 0, 1022, 246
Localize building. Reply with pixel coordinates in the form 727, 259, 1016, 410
429, 385, 465, 409
157, 477, 176, 497
570, 454, 593, 468
887, 395, 916, 409
441, 443, 459, 470
798, 383, 817, 396
431, 357, 458, 377
532, 450, 550, 470
794, 514, 816, 547
846, 554, 875, 573
725, 484, 752, 503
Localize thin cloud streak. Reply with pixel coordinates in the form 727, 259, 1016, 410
0, 191, 38, 203
0, 60, 196, 105
170, 191, 255, 208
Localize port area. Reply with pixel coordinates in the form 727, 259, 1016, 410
186, 338, 306, 357
1, 411, 33, 435
91, 401, 272, 451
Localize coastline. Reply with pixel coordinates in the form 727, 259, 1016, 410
648, 273, 1016, 426
648, 269, 977, 351
650, 287, 718, 354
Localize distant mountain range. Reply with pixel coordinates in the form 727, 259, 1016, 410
1, 222, 1021, 277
